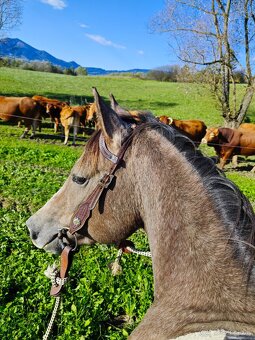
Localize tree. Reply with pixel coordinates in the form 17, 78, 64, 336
147, 65, 180, 82
0, 0, 23, 36
63, 67, 76, 76
75, 66, 88, 76
151, 0, 255, 128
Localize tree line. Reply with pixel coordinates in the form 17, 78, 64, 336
146, 65, 247, 84
0, 57, 88, 76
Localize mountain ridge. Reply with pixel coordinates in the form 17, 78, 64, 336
0, 38, 149, 75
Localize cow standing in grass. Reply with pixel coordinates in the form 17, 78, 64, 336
202, 127, 255, 171
32, 95, 68, 133
0, 96, 45, 138
59, 104, 96, 145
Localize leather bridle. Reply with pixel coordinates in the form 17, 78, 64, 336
50, 128, 135, 296
69, 131, 134, 234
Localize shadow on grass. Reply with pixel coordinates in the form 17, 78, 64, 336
113, 99, 178, 111
0, 92, 179, 111
230, 164, 255, 172
0, 92, 94, 105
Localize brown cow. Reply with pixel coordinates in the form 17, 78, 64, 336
85, 102, 97, 123
202, 127, 255, 170
32, 95, 68, 133
238, 123, 255, 133
59, 105, 90, 145
232, 123, 255, 165
159, 115, 207, 146
0, 96, 44, 138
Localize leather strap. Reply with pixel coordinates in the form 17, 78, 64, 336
69, 131, 134, 235
69, 173, 115, 234
99, 133, 119, 163
50, 246, 73, 296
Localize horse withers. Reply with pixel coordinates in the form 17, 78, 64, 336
26, 88, 255, 339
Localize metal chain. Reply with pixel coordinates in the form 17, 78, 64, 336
42, 296, 61, 340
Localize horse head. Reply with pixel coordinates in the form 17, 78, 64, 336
26, 88, 142, 254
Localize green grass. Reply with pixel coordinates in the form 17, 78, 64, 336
1, 67, 255, 125
0, 67, 255, 339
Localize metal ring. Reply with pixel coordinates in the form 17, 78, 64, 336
57, 228, 77, 251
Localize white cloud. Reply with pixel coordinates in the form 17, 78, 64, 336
85, 34, 126, 49
138, 50, 144, 55
41, 0, 67, 10
80, 23, 89, 29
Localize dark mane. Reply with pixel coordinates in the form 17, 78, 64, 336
131, 121, 255, 279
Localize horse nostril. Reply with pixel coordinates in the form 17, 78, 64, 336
31, 231, 39, 240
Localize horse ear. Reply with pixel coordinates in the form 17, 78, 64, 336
109, 93, 131, 117
92, 87, 127, 145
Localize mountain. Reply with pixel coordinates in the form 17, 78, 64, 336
0, 38, 150, 75
0, 38, 80, 69
86, 67, 150, 76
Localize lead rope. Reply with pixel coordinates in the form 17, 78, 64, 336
109, 241, 151, 276
43, 297, 61, 340
42, 240, 151, 338
42, 235, 75, 340
125, 245, 152, 258
43, 264, 66, 340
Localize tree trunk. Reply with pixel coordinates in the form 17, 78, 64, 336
223, 84, 255, 128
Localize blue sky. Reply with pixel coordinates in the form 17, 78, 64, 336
11, 0, 178, 70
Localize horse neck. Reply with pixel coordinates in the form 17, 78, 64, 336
131, 131, 255, 306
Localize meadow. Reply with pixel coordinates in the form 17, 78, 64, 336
0, 67, 255, 339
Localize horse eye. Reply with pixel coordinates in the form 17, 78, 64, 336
72, 174, 88, 185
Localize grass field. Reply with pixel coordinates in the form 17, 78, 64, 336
1, 66, 255, 125
0, 67, 255, 339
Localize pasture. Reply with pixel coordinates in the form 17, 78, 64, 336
0, 67, 255, 339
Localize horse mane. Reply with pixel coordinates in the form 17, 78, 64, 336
132, 121, 255, 280
81, 117, 255, 279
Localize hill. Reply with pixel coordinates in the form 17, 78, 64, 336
0, 38, 149, 75
0, 37, 79, 70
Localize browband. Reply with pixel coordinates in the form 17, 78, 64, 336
99, 133, 119, 164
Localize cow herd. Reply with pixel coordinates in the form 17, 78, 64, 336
0, 95, 96, 144
158, 115, 255, 171
0, 94, 255, 171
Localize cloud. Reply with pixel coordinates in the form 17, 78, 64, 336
80, 23, 89, 29
41, 0, 67, 10
85, 34, 126, 49
138, 50, 144, 55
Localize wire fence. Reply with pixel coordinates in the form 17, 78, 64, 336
1, 113, 255, 151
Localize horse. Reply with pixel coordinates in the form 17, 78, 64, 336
26, 88, 255, 339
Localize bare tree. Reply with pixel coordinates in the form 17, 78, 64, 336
0, 0, 23, 36
151, 0, 255, 128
